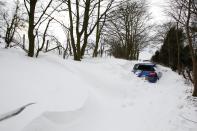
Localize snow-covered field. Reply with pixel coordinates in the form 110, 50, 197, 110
0, 48, 197, 131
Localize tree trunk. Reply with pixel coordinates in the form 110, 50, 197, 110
93, 32, 100, 57
76, 35, 81, 60
93, 0, 101, 58
28, 0, 37, 57
79, 0, 91, 60
75, 0, 81, 61
81, 32, 88, 58
5, 28, 11, 48
23, 34, 26, 50
176, 22, 181, 74
67, 34, 72, 55
45, 40, 49, 52
67, 0, 77, 60
193, 63, 197, 96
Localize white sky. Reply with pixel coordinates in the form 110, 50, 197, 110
147, 0, 170, 24
1, 0, 170, 45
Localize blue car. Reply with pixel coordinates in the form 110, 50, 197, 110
132, 63, 159, 83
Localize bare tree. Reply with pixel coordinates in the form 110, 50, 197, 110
0, 0, 21, 48
66, 0, 114, 61
92, 0, 109, 57
23, 0, 54, 57
35, 18, 53, 57
82, 0, 114, 58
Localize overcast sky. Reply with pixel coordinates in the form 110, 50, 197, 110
147, 0, 170, 24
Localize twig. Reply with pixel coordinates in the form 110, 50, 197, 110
0, 103, 35, 122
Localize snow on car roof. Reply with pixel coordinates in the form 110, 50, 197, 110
136, 63, 156, 66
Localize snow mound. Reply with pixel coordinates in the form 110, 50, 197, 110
0, 48, 196, 131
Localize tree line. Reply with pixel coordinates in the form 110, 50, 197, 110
104, 0, 152, 60
0, 0, 151, 61
152, 0, 197, 96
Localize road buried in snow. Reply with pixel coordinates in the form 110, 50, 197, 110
23, 58, 197, 131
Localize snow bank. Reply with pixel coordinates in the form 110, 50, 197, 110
0, 48, 196, 131
0, 49, 89, 131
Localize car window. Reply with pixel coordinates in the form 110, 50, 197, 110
133, 64, 139, 70
133, 64, 137, 68
137, 65, 155, 71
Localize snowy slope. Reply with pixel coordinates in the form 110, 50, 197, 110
0, 48, 196, 131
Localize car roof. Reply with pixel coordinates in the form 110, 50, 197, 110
135, 63, 156, 66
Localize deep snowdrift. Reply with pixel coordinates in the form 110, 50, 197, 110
0, 48, 196, 131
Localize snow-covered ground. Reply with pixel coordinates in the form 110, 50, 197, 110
0, 48, 197, 131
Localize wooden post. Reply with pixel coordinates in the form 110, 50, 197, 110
63, 50, 66, 59
45, 40, 49, 52
23, 34, 25, 49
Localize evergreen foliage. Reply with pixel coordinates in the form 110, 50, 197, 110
151, 26, 185, 71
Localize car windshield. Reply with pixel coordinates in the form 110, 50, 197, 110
137, 65, 155, 71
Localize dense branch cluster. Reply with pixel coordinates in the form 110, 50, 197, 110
103, 0, 152, 60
